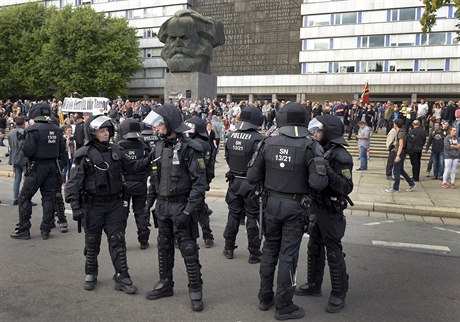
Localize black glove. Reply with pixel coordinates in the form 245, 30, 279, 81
175, 211, 191, 230
72, 209, 84, 221
143, 207, 150, 219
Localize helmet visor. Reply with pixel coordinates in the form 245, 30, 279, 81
307, 118, 323, 134
184, 122, 196, 134
143, 110, 165, 128
89, 116, 112, 131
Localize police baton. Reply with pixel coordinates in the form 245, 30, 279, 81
255, 188, 263, 240
78, 219, 82, 233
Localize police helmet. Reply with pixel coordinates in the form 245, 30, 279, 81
28, 103, 51, 122
84, 115, 115, 144
120, 118, 141, 139
143, 104, 190, 133
184, 116, 208, 139
140, 122, 154, 135
309, 114, 347, 146
236, 106, 264, 131
276, 102, 309, 138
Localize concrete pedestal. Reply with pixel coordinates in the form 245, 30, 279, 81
164, 72, 217, 101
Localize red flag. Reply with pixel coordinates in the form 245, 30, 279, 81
361, 82, 370, 104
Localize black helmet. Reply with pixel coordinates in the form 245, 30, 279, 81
84, 115, 115, 144
140, 122, 154, 135
28, 103, 51, 122
276, 102, 309, 138
308, 114, 347, 146
184, 116, 208, 139
143, 104, 190, 133
120, 118, 141, 139
236, 106, 263, 131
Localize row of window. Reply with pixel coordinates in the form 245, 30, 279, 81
302, 32, 458, 50
303, 6, 457, 27
45, 0, 127, 6
133, 68, 166, 79
106, 4, 187, 20
301, 58, 460, 74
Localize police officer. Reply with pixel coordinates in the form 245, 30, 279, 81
118, 118, 151, 249
141, 122, 160, 151
65, 115, 150, 293
143, 105, 207, 312
10, 103, 66, 240
247, 102, 329, 320
295, 114, 353, 314
184, 116, 215, 248
223, 106, 264, 263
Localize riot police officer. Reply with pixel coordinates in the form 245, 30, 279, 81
295, 114, 353, 314
10, 103, 66, 240
143, 105, 207, 312
223, 106, 264, 263
65, 115, 150, 293
141, 122, 160, 151
184, 116, 215, 248
118, 119, 151, 249
247, 102, 329, 321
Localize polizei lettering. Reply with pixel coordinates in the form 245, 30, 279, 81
230, 132, 252, 140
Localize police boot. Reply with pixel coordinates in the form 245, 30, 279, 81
114, 273, 137, 294
223, 245, 237, 259
84, 274, 97, 291
41, 231, 50, 240
325, 253, 348, 313
145, 246, 174, 300
295, 243, 324, 297
248, 249, 262, 264
137, 228, 150, 250
55, 194, 68, 233
274, 304, 305, 321
181, 242, 204, 311
10, 229, 31, 240
58, 221, 68, 233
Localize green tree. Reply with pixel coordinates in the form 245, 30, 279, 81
420, 0, 460, 37
0, 3, 142, 99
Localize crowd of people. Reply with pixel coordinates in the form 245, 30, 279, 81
0, 95, 459, 320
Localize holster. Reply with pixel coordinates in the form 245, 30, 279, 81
151, 209, 158, 228
225, 172, 235, 183
25, 161, 36, 176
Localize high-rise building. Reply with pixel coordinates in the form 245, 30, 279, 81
1, 0, 459, 102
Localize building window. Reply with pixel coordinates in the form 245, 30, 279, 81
360, 61, 384, 72
305, 14, 330, 27
334, 12, 358, 25
164, 5, 187, 16
145, 68, 165, 78
128, 9, 144, 19
304, 62, 329, 74
419, 59, 445, 71
332, 62, 356, 73
390, 34, 416, 47
433, 5, 450, 18
391, 8, 416, 21
361, 10, 387, 23
46, 0, 61, 8
107, 10, 126, 18
144, 7, 163, 18
421, 32, 447, 46
333, 37, 357, 49
145, 48, 162, 58
305, 38, 329, 50
361, 35, 385, 48
450, 58, 459, 71
144, 28, 159, 38
389, 60, 414, 72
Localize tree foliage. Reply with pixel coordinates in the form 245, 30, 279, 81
420, 0, 460, 37
0, 3, 142, 99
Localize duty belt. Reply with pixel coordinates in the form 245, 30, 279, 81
86, 194, 121, 203
158, 195, 189, 203
267, 190, 302, 201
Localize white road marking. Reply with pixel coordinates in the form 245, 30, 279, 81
364, 220, 395, 226
65, 210, 72, 214
433, 226, 460, 235
372, 240, 450, 252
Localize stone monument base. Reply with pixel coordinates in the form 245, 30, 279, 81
164, 72, 217, 101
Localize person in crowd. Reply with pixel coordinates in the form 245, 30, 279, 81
385, 119, 416, 193
441, 127, 460, 189
426, 122, 447, 180
7, 116, 27, 205
406, 120, 426, 182
62, 125, 76, 183
355, 121, 371, 171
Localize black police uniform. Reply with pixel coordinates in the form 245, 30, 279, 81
65, 115, 149, 293
223, 106, 264, 263
143, 105, 207, 312
10, 103, 66, 240
247, 103, 329, 320
118, 119, 151, 249
141, 124, 160, 151
185, 116, 216, 247
296, 114, 353, 314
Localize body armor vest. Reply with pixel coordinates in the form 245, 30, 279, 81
118, 139, 148, 182
264, 135, 313, 194
83, 144, 124, 196
153, 138, 193, 197
29, 122, 61, 160
195, 137, 212, 183
142, 131, 160, 151
226, 130, 262, 175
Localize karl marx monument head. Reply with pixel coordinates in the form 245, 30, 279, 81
158, 9, 225, 74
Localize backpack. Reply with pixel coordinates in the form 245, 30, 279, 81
17, 129, 25, 149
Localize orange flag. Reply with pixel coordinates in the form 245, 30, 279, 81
361, 82, 370, 104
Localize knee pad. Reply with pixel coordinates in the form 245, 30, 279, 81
307, 241, 322, 256
180, 240, 198, 258
109, 231, 126, 251
327, 251, 343, 266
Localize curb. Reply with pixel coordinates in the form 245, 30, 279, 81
0, 170, 13, 178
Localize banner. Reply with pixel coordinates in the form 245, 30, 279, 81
361, 82, 370, 104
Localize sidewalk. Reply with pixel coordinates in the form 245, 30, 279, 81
1, 144, 459, 221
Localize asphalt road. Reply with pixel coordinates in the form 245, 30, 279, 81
1, 177, 459, 322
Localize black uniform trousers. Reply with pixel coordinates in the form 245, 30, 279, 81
259, 197, 305, 310
82, 196, 129, 277
123, 191, 150, 243
408, 151, 422, 181
197, 200, 213, 240
224, 177, 261, 254
307, 203, 348, 297
17, 161, 60, 233
155, 198, 202, 290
